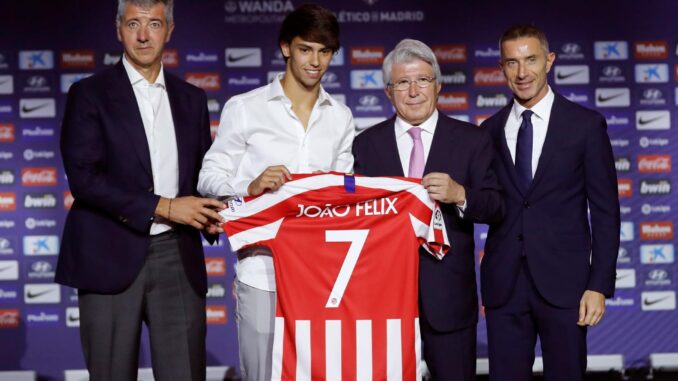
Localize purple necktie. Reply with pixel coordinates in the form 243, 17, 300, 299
407, 127, 424, 178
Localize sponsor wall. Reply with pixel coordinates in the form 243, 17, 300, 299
0, 0, 676, 378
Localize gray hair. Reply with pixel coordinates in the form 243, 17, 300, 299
116, 0, 174, 26
382, 39, 442, 87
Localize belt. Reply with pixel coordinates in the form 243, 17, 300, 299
236, 246, 273, 261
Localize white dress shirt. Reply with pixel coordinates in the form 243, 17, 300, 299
198, 73, 355, 291
122, 56, 178, 235
504, 86, 555, 175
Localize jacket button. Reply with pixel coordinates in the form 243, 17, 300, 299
148, 187, 154, 192
517, 234, 524, 241
523, 201, 530, 208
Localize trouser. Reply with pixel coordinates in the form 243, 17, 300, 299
486, 260, 587, 381
78, 232, 206, 381
419, 307, 477, 380
235, 278, 276, 381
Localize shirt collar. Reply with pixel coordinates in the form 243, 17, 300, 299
266, 72, 333, 106
122, 54, 166, 89
395, 109, 439, 138
511, 85, 554, 121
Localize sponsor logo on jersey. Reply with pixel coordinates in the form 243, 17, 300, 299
641, 244, 674, 264
0, 193, 16, 211
639, 179, 671, 195
594, 41, 628, 60
225, 48, 262, 67
21, 167, 57, 186
206, 305, 227, 324
617, 178, 632, 198
432, 45, 467, 63
185, 73, 221, 91
635, 64, 669, 83
60, 50, 96, 69
19, 50, 54, 70
642, 291, 676, 311
0, 260, 18, 280
350, 47, 384, 65
19, 98, 56, 118
634, 41, 668, 59
437, 92, 468, 111
595, 88, 630, 107
636, 110, 670, 130
637, 155, 671, 173
23, 235, 59, 256
554, 65, 589, 84
350, 70, 383, 90
60, 73, 93, 93
24, 283, 60, 304
615, 269, 636, 289
640, 221, 674, 240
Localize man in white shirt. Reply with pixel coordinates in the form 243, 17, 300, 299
56, 1, 224, 380
198, 4, 354, 380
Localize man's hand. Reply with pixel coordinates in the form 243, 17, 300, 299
155, 196, 225, 230
577, 290, 606, 326
204, 223, 224, 235
422, 172, 466, 205
247, 165, 292, 196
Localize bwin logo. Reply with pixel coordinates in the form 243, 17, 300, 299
359, 95, 380, 107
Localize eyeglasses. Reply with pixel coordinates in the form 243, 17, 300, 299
388, 76, 436, 91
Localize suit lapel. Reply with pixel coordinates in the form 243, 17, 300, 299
165, 76, 189, 192
528, 94, 566, 194
490, 104, 525, 194
108, 62, 153, 179
375, 116, 405, 176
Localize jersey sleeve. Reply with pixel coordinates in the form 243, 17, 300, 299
408, 202, 449, 260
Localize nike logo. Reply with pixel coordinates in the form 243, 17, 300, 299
68, 315, 79, 322
638, 116, 665, 125
0, 265, 14, 272
26, 289, 54, 299
556, 70, 585, 80
616, 274, 631, 280
21, 103, 51, 114
227, 52, 257, 63
644, 296, 671, 306
597, 93, 626, 103
0, 78, 10, 86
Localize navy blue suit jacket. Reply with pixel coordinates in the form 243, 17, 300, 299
56, 61, 213, 295
353, 114, 503, 332
480, 93, 620, 309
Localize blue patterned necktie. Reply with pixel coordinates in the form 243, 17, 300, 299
515, 109, 534, 191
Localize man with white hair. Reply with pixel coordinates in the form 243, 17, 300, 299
353, 39, 503, 380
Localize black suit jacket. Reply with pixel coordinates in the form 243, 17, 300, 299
56, 61, 213, 295
353, 113, 503, 332
480, 93, 620, 309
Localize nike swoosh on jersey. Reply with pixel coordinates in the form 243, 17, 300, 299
556, 70, 585, 80
597, 93, 625, 103
643, 296, 671, 306
21, 103, 51, 113
227, 52, 257, 63
638, 116, 666, 125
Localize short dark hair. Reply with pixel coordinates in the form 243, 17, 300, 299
499, 24, 550, 55
278, 4, 340, 53
117, 0, 174, 26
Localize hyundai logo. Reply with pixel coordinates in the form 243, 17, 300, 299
31, 261, 52, 272
358, 95, 380, 106
648, 269, 668, 281
602, 66, 622, 77
642, 88, 663, 100
562, 43, 581, 54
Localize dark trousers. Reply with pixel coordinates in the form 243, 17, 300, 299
78, 232, 206, 381
486, 260, 587, 381
420, 309, 477, 381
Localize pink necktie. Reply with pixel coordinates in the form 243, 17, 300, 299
407, 127, 424, 178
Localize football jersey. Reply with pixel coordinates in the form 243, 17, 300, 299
221, 173, 449, 381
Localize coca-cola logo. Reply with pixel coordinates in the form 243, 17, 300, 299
185, 73, 221, 91
638, 155, 671, 173
0, 309, 20, 327
21, 167, 57, 186
162, 49, 179, 68
473, 68, 506, 86
205, 257, 226, 276
0, 124, 14, 143
432, 45, 467, 63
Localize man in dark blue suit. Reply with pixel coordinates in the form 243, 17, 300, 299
480, 25, 620, 381
353, 39, 503, 380
56, 1, 223, 379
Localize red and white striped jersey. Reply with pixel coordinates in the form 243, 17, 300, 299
221, 173, 448, 381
